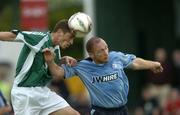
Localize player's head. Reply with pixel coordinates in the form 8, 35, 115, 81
86, 37, 109, 64
51, 20, 75, 49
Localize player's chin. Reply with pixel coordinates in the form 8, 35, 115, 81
104, 57, 108, 61
103, 58, 108, 63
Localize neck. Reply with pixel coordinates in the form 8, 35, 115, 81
93, 60, 105, 65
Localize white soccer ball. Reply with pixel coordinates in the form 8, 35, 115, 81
68, 12, 92, 38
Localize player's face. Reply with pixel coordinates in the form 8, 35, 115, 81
92, 40, 109, 64
58, 31, 75, 49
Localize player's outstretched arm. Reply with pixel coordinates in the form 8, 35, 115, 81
0, 32, 16, 41
43, 48, 65, 81
129, 57, 163, 73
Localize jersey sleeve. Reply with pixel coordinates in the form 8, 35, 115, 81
15, 31, 50, 53
61, 64, 77, 78
117, 52, 136, 68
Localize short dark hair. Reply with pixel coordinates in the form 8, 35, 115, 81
86, 37, 102, 53
52, 19, 71, 33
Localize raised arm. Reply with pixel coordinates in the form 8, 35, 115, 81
43, 48, 65, 81
0, 32, 16, 41
128, 57, 163, 73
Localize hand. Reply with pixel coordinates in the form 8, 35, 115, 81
151, 62, 163, 73
60, 56, 77, 66
0, 106, 12, 114
43, 48, 55, 63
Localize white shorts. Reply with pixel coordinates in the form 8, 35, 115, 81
11, 86, 69, 115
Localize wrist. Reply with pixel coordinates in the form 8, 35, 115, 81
46, 60, 55, 65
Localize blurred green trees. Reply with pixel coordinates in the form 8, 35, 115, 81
0, 0, 84, 59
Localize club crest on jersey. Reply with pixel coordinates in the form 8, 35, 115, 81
112, 63, 121, 69
92, 72, 118, 83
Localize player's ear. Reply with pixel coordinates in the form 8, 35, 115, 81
89, 52, 94, 59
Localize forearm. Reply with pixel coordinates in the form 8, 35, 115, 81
0, 32, 16, 41
47, 61, 65, 80
130, 58, 158, 70
0, 106, 11, 114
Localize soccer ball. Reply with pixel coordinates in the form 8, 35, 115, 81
68, 12, 92, 38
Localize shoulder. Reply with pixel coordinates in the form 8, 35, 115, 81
109, 51, 123, 57
77, 57, 93, 66
110, 51, 131, 57
84, 57, 93, 62
77, 57, 93, 63
20, 31, 49, 38
109, 51, 134, 62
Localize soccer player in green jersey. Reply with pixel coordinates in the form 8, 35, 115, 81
0, 20, 80, 115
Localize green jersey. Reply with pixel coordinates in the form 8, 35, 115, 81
14, 31, 61, 87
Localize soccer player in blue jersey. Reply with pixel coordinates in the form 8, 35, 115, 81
0, 20, 80, 115
44, 36, 163, 115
